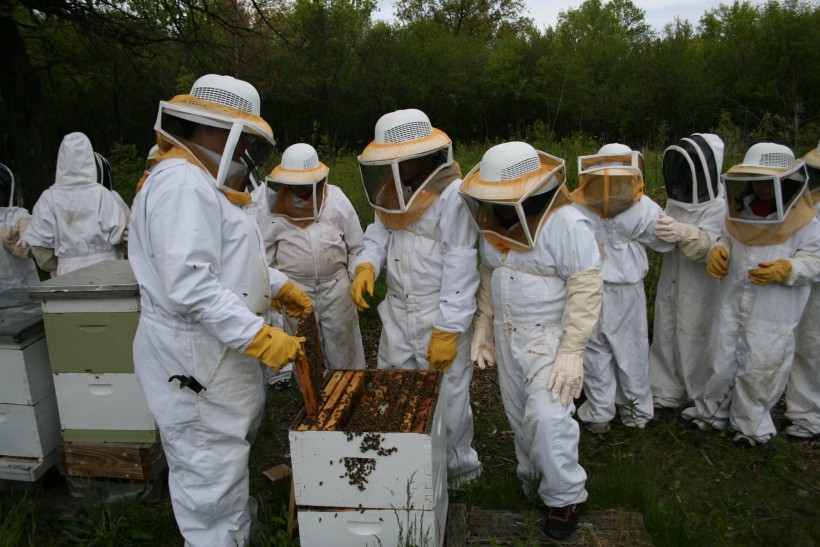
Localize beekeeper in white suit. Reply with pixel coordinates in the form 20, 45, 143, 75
460, 142, 602, 540
649, 134, 725, 409
256, 143, 365, 373
683, 143, 820, 445
0, 163, 39, 290
128, 74, 312, 546
570, 144, 675, 432
350, 108, 481, 487
24, 132, 127, 276
784, 140, 820, 439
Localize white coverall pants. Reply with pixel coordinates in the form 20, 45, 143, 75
135, 315, 265, 547
578, 282, 654, 427
649, 198, 723, 408
785, 283, 820, 435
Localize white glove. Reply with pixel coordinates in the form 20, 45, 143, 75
654, 213, 696, 243
547, 353, 584, 406
470, 324, 496, 370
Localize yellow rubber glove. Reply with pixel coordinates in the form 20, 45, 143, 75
350, 262, 375, 311
271, 280, 313, 317
707, 245, 730, 279
243, 324, 306, 371
427, 328, 459, 372
748, 260, 792, 286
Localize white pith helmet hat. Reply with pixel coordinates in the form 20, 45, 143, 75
726, 142, 799, 177
268, 143, 329, 186
461, 141, 564, 201
358, 108, 452, 163
159, 74, 275, 145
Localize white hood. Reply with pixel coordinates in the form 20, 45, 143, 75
53, 132, 99, 189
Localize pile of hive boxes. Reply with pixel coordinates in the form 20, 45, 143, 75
26, 260, 163, 496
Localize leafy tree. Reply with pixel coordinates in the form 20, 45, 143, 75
394, 0, 531, 39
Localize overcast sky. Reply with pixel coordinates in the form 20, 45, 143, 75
373, 1, 772, 31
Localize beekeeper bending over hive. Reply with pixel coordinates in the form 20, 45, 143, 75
128, 74, 311, 545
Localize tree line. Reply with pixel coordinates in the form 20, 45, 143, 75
1, 0, 817, 208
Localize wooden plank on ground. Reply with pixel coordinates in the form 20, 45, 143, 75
446, 507, 653, 546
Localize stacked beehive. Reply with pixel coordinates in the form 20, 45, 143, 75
29, 260, 163, 495
289, 369, 448, 546
0, 290, 60, 482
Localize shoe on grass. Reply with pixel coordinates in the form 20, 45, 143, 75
270, 379, 291, 390
733, 433, 757, 447
785, 424, 816, 438
544, 503, 581, 540
584, 421, 610, 434
691, 418, 708, 431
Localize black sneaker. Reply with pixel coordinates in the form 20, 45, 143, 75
544, 503, 581, 540
271, 379, 291, 390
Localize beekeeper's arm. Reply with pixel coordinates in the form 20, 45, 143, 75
148, 173, 302, 370
654, 213, 714, 261
749, 221, 820, 286
349, 213, 388, 311
428, 185, 480, 372
470, 263, 495, 370
23, 199, 58, 271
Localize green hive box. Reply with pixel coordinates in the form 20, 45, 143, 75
29, 261, 157, 444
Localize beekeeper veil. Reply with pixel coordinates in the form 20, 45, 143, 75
94, 153, 113, 191
571, 143, 644, 218
154, 74, 276, 196
358, 109, 453, 215
723, 142, 815, 245
266, 143, 329, 225
804, 139, 820, 198
0, 163, 15, 207
663, 133, 724, 205
459, 141, 570, 252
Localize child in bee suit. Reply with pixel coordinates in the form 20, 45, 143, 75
24, 132, 128, 276
682, 143, 820, 446
570, 144, 676, 432
128, 74, 312, 545
0, 163, 40, 291
255, 143, 365, 379
649, 134, 726, 409
783, 140, 820, 439
350, 109, 481, 487
461, 142, 602, 540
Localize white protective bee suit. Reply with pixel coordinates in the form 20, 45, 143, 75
257, 182, 365, 370
461, 142, 602, 509
23, 132, 127, 276
352, 109, 480, 485
682, 143, 820, 444
649, 134, 726, 408
784, 146, 820, 438
353, 180, 480, 482
129, 75, 302, 546
571, 145, 675, 428
0, 164, 39, 290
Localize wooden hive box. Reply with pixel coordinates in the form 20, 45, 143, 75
0, 290, 61, 482
289, 369, 448, 547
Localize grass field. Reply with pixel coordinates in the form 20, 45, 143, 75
1, 139, 817, 546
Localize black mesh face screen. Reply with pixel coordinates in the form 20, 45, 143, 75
689, 134, 719, 203
663, 136, 719, 204
807, 165, 820, 193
